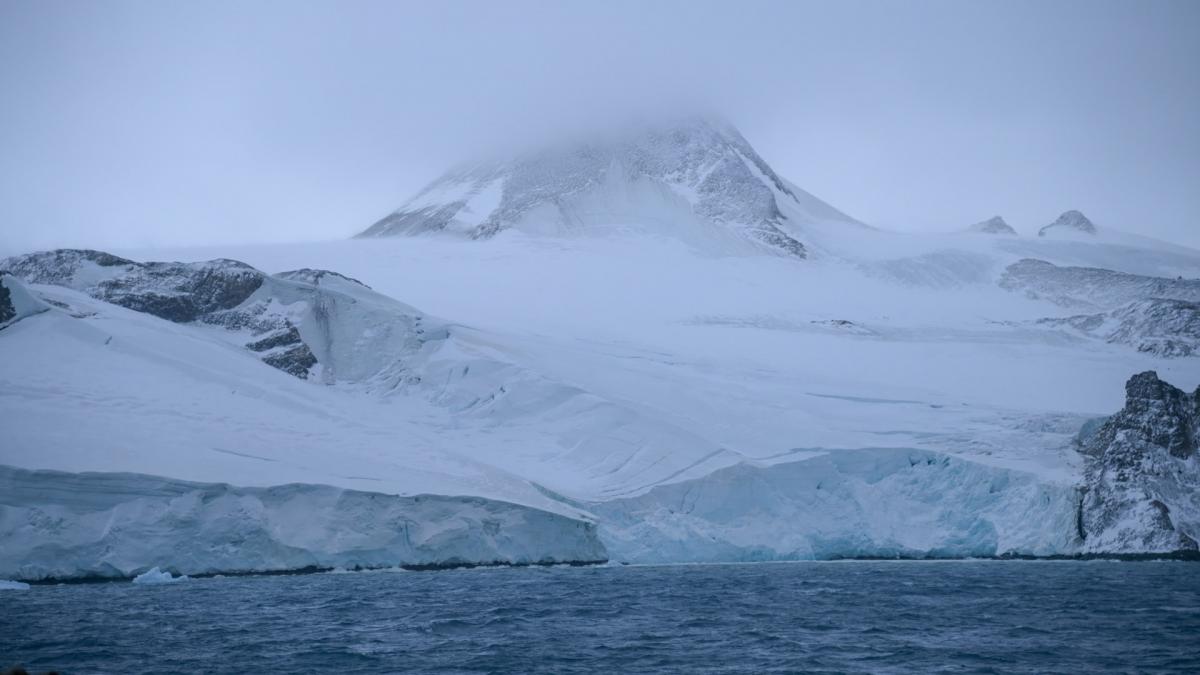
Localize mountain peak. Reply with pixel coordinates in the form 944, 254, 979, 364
967, 216, 1016, 235
1039, 210, 1097, 237
356, 117, 861, 258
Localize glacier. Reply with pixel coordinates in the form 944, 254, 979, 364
3, 118, 1200, 580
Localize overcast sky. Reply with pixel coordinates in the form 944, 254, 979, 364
2, 0, 1198, 253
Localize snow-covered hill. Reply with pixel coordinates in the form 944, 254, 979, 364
356, 117, 862, 258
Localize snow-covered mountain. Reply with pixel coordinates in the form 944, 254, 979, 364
356, 117, 862, 258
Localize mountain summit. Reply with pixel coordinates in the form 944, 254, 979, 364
966, 216, 1017, 235
356, 117, 862, 257
1039, 210, 1097, 237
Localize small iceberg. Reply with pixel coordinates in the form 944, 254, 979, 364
0, 579, 31, 590
132, 567, 188, 585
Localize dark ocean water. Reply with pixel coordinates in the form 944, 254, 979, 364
4, 561, 1200, 674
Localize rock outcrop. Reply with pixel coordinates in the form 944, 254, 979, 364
1077, 371, 1200, 553
0, 249, 440, 382
0, 273, 50, 330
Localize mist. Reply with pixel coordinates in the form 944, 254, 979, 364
1, 0, 1197, 253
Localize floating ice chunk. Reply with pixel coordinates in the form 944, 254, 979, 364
132, 567, 188, 585
0, 579, 31, 590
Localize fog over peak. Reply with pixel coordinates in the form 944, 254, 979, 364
1, 0, 1198, 253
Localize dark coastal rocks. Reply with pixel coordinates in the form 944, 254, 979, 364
1077, 371, 1200, 553
0, 275, 14, 324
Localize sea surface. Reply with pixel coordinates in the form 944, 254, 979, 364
4, 560, 1200, 674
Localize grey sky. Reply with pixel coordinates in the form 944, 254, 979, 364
2, 0, 1197, 253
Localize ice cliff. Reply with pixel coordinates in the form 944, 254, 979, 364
0, 466, 606, 582
593, 448, 1081, 563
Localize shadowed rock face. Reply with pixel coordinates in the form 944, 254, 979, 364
1078, 371, 1200, 553
0, 276, 13, 324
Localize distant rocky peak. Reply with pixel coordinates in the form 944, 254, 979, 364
967, 216, 1016, 235
1039, 210, 1097, 237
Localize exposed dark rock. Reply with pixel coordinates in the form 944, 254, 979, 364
1, 250, 264, 323
247, 325, 304, 352
0, 250, 310, 377
1, 248, 438, 385
0, 276, 14, 324
275, 268, 371, 289
262, 344, 319, 379
1077, 371, 1200, 553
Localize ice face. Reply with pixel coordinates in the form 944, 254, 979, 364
0, 466, 607, 582
594, 448, 1081, 563
132, 567, 188, 584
